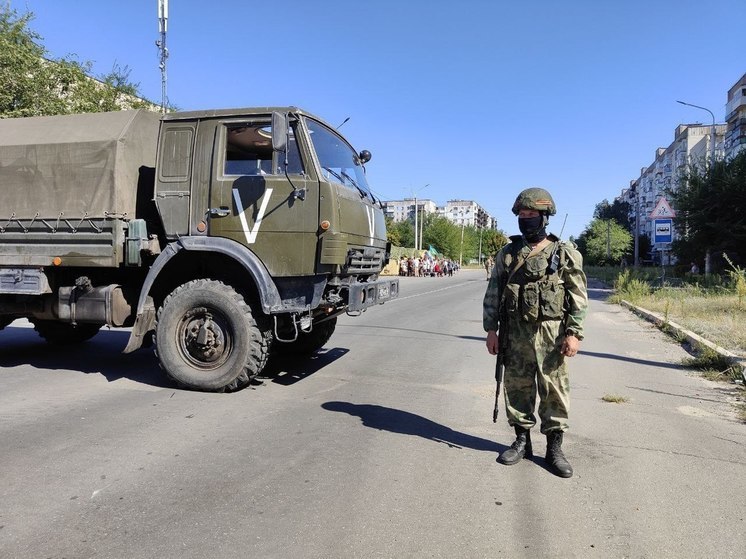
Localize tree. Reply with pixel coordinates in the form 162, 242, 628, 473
669, 151, 746, 269
422, 216, 461, 259
577, 219, 633, 265
386, 217, 414, 248
0, 7, 152, 118
479, 228, 508, 260
594, 198, 632, 231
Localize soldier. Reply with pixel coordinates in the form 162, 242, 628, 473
483, 187, 588, 478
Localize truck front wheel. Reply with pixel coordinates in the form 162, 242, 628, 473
154, 279, 269, 392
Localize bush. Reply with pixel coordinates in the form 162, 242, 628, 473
610, 269, 651, 303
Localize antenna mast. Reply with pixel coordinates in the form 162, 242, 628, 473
156, 0, 169, 113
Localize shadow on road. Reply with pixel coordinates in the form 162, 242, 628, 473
0, 324, 170, 388
344, 323, 485, 343
587, 286, 613, 301
261, 347, 349, 386
580, 349, 685, 370
321, 401, 502, 453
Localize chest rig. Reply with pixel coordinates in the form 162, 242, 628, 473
500, 235, 567, 323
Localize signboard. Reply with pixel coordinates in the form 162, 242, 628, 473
650, 197, 676, 219
654, 219, 673, 243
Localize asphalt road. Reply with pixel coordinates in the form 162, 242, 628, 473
0, 269, 744, 558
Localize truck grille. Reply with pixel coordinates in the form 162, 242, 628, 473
344, 247, 384, 275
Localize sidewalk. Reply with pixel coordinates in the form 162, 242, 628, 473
604, 291, 746, 383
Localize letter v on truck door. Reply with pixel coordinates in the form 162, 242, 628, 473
206, 116, 318, 277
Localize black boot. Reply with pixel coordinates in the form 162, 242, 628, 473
545, 431, 573, 478
497, 426, 533, 465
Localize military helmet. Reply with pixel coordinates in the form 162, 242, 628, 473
511, 187, 557, 216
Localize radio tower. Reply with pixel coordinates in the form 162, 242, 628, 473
156, 0, 169, 113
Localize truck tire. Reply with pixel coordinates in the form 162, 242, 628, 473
282, 317, 337, 355
0, 317, 14, 330
154, 279, 270, 392
31, 320, 101, 344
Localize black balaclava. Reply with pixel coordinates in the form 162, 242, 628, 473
518, 213, 547, 243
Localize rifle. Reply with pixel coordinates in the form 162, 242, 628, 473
492, 316, 508, 423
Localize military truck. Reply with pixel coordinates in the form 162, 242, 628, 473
0, 108, 397, 391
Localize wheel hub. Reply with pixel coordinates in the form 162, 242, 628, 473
182, 311, 228, 366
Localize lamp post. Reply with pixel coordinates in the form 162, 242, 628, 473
411, 183, 429, 251
634, 181, 640, 267
676, 100, 717, 275
676, 100, 716, 167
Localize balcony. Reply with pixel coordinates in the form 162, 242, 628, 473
726, 93, 746, 119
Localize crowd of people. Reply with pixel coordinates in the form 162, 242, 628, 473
398, 255, 459, 277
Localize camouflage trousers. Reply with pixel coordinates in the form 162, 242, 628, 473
502, 317, 569, 433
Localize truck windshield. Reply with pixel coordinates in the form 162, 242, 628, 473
305, 119, 373, 200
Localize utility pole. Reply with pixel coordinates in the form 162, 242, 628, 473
156, 0, 169, 114
459, 221, 465, 267
606, 220, 611, 261
478, 225, 483, 267
410, 184, 429, 251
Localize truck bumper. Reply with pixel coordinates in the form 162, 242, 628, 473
347, 278, 399, 312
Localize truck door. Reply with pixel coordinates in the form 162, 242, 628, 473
207, 118, 318, 277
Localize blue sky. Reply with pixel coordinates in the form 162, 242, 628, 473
15, 0, 745, 238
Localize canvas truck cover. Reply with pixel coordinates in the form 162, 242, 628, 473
0, 110, 160, 221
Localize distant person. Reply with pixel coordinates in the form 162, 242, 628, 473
483, 187, 588, 478
690, 262, 700, 274
484, 256, 494, 279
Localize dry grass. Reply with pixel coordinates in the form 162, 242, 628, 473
602, 394, 629, 403
628, 287, 746, 356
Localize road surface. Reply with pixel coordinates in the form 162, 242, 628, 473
1, 269, 743, 558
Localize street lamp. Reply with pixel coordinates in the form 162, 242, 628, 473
676, 100, 716, 167
676, 100, 717, 275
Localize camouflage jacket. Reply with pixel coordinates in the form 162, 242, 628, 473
483, 234, 588, 339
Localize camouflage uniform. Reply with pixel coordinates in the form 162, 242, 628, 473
483, 234, 588, 433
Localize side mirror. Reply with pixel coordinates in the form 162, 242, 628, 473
271, 111, 288, 152
358, 150, 372, 164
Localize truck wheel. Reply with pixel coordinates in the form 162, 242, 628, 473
31, 320, 101, 344
154, 279, 269, 392
282, 317, 337, 355
0, 317, 14, 330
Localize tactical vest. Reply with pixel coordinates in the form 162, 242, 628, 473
500, 235, 568, 323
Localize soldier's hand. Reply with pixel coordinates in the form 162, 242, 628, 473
561, 334, 580, 357
486, 330, 499, 355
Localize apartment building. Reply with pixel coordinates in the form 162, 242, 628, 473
382, 199, 437, 222
620, 72, 746, 263
724, 73, 746, 158
437, 200, 498, 229
383, 198, 497, 230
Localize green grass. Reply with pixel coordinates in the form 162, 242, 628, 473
682, 348, 744, 383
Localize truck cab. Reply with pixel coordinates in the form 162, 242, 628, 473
0, 107, 398, 392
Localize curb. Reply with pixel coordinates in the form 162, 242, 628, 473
620, 300, 746, 383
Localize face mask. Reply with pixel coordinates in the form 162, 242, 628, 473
518, 215, 547, 243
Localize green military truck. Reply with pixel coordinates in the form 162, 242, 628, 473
0, 107, 397, 391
